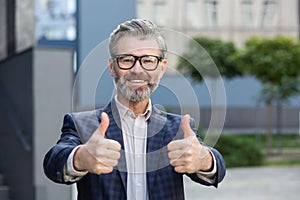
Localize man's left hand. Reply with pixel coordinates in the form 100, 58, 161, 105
167, 114, 213, 173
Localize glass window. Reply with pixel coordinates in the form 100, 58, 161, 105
35, 0, 76, 46
153, 1, 166, 26
205, 0, 218, 27
261, 0, 278, 27
241, 0, 253, 27
186, 0, 201, 29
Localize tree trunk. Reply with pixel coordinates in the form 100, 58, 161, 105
276, 100, 283, 153
266, 102, 273, 155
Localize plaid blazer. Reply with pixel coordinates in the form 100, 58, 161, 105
43, 99, 226, 200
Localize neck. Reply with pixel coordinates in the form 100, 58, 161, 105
117, 93, 150, 116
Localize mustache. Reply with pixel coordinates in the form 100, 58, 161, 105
124, 73, 151, 82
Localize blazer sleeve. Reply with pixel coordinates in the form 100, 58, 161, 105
43, 114, 82, 184
186, 118, 226, 188
187, 147, 226, 187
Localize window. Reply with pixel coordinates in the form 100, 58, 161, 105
186, 0, 201, 29
153, 1, 166, 26
205, 0, 218, 27
261, 0, 278, 27
36, 0, 76, 46
241, 0, 253, 27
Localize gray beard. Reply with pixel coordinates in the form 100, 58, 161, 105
112, 65, 161, 102
115, 79, 158, 102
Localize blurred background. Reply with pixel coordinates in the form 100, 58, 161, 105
0, 0, 299, 200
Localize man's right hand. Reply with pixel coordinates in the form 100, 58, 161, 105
73, 112, 121, 174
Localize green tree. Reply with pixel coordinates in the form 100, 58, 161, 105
177, 37, 242, 82
234, 36, 300, 153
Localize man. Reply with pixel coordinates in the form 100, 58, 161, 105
43, 19, 226, 200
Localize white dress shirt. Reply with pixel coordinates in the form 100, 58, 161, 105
115, 96, 150, 200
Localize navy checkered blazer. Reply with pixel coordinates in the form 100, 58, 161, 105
43, 99, 226, 200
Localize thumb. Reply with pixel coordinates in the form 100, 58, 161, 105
98, 112, 110, 137
181, 114, 195, 138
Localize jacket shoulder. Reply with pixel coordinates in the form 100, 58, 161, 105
68, 109, 101, 143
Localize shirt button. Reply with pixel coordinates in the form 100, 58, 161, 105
137, 182, 142, 187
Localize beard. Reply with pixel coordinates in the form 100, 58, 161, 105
113, 69, 160, 102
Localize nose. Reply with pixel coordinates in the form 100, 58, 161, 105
130, 58, 144, 73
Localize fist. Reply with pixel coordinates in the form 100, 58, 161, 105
167, 114, 213, 173
74, 112, 121, 174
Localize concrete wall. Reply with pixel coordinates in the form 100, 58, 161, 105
33, 48, 74, 200
0, 49, 34, 200
0, 47, 74, 200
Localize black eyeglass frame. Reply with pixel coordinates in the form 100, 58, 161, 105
112, 54, 163, 71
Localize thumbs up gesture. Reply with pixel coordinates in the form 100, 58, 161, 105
167, 114, 213, 173
73, 112, 121, 174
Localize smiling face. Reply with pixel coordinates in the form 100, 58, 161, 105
109, 36, 167, 103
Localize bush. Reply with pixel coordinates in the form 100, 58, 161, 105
213, 135, 265, 168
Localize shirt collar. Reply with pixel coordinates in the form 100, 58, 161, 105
114, 96, 152, 120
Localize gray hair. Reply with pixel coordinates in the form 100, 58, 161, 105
109, 19, 167, 58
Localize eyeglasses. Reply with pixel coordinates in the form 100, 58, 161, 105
113, 54, 163, 71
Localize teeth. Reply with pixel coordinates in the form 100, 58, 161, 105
130, 80, 145, 83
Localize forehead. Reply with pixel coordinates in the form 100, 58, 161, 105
115, 36, 161, 55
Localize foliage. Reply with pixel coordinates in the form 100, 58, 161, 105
233, 36, 300, 104
179, 35, 300, 157
213, 134, 265, 168
233, 36, 300, 153
177, 37, 242, 82
211, 133, 300, 167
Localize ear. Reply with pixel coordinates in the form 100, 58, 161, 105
108, 58, 115, 77
159, 59, 167, 78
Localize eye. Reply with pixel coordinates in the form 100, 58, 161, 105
142, 56, 157, 64
119, 56, 134, 63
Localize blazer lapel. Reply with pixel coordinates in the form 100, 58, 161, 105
103, 100, 127, 191
72, 100, 127, 195
146, 106, 169, 195
71, 109, 100, 143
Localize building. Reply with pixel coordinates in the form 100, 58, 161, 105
135, 0, 300, 133
136, 0, 299, 47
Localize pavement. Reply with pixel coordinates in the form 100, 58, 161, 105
184, 166, 300, 200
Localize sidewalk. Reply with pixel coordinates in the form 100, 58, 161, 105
184, 166, 300, 200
